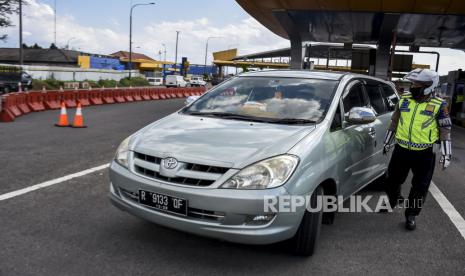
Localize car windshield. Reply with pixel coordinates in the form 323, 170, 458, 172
183, 76, 338, 123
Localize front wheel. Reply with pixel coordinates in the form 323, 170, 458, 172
291, 186, 323, 256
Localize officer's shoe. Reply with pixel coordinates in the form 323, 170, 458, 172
405, 215, 416, 231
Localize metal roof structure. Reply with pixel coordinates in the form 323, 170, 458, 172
232, 43, 375, 61
0, 48, 82, 66
235, 0, 465, 78
236, 0, 465, 49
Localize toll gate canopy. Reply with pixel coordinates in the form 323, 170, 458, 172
236, 0, 465, 78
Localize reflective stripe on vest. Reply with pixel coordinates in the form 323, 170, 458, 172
395, 94, 443, 151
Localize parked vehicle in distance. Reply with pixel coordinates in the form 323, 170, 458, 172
0, 66, 32, 94
166, 75, 188, 88
109, 70, 399, 256
189, 76, 206, 87
147, 77, 163, 86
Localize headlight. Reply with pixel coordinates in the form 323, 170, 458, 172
220, 155, 299, 189
115, 136, 131, 168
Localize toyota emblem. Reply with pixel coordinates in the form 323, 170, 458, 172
164, 157, 178, 169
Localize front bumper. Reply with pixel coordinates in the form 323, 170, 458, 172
109, 161, 304, 245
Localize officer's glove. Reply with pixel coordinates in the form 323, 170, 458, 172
440, 140, 452, 170
383, 130, 395, 155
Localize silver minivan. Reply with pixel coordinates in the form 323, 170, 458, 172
109, 70, 398, 255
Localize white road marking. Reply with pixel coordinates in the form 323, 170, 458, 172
1, 162, 465, 242
0, 163, 110, 201
430, 182, 465, 240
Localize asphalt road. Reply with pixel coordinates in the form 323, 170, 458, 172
0, 99, 464, 275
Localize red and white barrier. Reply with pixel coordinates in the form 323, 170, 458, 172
0, 86, 206, 122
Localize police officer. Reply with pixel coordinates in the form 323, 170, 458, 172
383, 68, 452, 230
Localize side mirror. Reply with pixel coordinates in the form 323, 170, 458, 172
346, 107, 376, 124
184, 95, 200, 106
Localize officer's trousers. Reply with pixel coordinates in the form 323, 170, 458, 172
385, 144, 436, 216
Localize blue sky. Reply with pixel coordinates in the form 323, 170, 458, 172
3, 0, 289, 64
2, 0, 465, 74
37, 0, 248, 31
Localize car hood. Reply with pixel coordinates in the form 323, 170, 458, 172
132, 113, 316, 168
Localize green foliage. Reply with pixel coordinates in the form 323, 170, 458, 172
97, 79, 118, 88
118, 77, 149, 87
31, 78, 63, 90
31, 77, 151, 90
0, 0, 20, 41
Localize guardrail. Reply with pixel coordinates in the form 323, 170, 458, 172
0, 86, 205, 122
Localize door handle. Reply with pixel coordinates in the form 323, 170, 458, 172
368, 127, 376, 138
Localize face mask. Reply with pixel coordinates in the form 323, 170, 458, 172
410, 86, 424, 98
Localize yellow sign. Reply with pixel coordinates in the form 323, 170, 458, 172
213, 49, 238, 61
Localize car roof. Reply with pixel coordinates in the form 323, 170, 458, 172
238, 69, 347, 80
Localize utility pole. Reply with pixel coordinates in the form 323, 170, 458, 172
19, 0, 23, 65
129, 2, 155, 79
174, 31, 179, 75
161, 43, 166, 79
204, 36, 222, 75
54, 0, 57, 45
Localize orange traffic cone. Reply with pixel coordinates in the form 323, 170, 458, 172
71, 102, 87, 128
55, 101, 70, 127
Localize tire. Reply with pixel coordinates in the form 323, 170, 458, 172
3, 86, 10, 94
292, 186, 323, 256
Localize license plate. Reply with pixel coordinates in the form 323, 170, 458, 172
138, 190, 187, 216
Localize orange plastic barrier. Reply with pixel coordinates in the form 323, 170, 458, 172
17, 92, 31, 114
141, 89, 151, 100
27, 91, 46, 111
44, 90, 61, 109
77, 90, 91, 106
158, 88, 167, 99
62, 90, 77, 108
132, 88, 143, 101
90, 90, 103, 105
149, 89, 160, 100
0, 95, 18, 122
169, 88, 177, 98
102, 89, 115, 104
114, 89, 126, 103
124, 89, 134, 102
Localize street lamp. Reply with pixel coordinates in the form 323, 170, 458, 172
204, 36, 222, 75
161, 43, 167, 79
19, 0, 23, 65
129, 2, 155, 79
66, 37, 76, 49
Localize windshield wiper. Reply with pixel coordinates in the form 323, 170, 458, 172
266, 118, 317, 124
184, 111, 270, 122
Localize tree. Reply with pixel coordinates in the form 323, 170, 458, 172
0, 0, 20, 41
49, 43, 58, 49
32, 43, 42, 49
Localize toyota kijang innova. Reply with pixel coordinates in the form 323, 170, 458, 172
109, 70, 398, 255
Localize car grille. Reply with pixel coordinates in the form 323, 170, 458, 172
119, 188, 225, 222
133, 152, 229, 187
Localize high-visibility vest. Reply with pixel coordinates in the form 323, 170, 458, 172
395, 93, 444, 151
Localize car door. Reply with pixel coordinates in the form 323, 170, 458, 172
340, 80, 378, 196
362, 79, 394, 182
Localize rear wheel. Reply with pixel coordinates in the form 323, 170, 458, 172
292, 186, 323, 256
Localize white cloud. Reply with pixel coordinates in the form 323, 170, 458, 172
3, 0, 289, 64
2, 0, 464, 74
